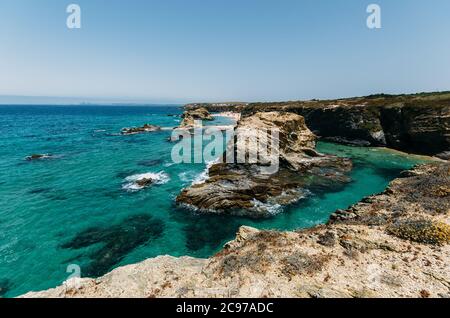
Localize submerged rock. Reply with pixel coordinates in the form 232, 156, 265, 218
60, 214, 164, 277
177, 111, 352, 217
137, 159, 164, 167
25, 154, 53, 161
0, 278, 12, 297
121, 124, 161, 135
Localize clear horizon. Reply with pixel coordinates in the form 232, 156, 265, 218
1, 0, 450, 103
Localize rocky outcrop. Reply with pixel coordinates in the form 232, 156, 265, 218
436, 152, 450, 161
22, 163, 450, 298
122, 172, 170, 192
179, 107, 213, 128
25, 154, 53, 161
176, 112, 352, 217
186, 92, 450, 156
121, 124, 161, 135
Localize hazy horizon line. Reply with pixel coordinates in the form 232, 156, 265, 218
1, 89, 449, 106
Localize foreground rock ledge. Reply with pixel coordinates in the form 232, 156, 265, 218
22, 163, 450, 298
177, 111, 353, 217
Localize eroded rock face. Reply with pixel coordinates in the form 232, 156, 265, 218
121, 124, 161, 135
179, 107, 213, 128
176, 112, 352, 217
189, 93, 450, 156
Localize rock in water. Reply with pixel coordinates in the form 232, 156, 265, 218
176, 112, 352, 217
121, 124, 161, 135
135, 178, 154, 188
25, 154, 53, 161
122, 172, 170, 191
179, 107, 213, 128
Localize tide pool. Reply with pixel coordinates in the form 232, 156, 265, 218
0, 105, 426, 297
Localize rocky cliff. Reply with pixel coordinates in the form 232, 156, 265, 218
176, 112, 352, 217
179, 107, 213, 128
22, 163, 450, 298
187, 92, 450, 156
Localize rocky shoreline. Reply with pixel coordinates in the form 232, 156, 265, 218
22, 162, 449, 298
18, 95, 449, 298
177, 111, 353, 217
178, 107, 213, 129
187, 92, 450, 156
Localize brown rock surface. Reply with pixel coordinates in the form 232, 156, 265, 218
179, 107, 213, 128
176, 111, 352, 217
121, 124, 161, 135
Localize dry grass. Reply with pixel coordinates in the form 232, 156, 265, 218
387, 219, 450, 245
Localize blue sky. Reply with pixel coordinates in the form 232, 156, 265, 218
1, 0, 450, 103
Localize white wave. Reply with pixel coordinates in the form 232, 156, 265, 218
191, 158, 219, 185
251, 199, 283, 216
251, 188, 311, 215
179, 171, 198, 183
122, 171, 170, 191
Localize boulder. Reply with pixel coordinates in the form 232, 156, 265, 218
25, 154, 52, 161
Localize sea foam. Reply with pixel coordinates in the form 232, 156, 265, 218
122, 171, 170, 191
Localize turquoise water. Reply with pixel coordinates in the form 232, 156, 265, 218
0, 105, 426, 297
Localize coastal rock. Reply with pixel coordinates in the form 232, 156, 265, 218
21, 163, 450, 299
436, 152, 450, 161
121, 124, 161, 135
191, 92, 450, 155
25, 154, 53, 161
122, 172, 170, 191
0, 278, 12, 297
176, 112, 352, 217
179, 107, 213, 128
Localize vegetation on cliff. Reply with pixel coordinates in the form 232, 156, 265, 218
185, 91, 450, 155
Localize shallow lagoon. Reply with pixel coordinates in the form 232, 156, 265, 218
0, 105, 427, 297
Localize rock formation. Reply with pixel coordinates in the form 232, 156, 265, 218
121, 124, 161, 135
176, 112, 352, 217
179, 107, 213, 128
187, 92, 450, 156
25, 154, 53, 161
22, 163, 450, 298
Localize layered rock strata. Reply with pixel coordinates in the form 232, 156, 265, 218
176, 111, 352, 217
187, 92, 450, 156
179, 107, 214, 128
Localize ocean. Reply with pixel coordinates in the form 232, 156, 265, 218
0, 105, 426, 297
